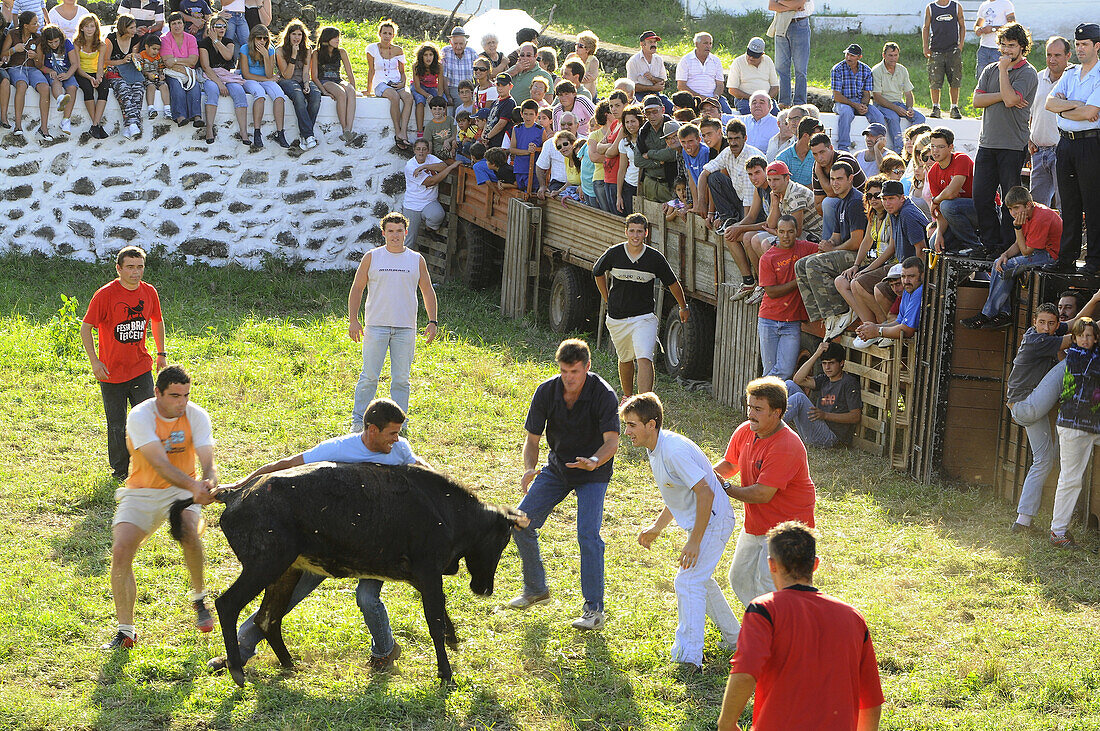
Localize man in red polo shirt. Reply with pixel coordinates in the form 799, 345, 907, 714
926, 126, 981, 256
717, 521, 884, 731
81, 246, 167, 479
714, 376, 816, 608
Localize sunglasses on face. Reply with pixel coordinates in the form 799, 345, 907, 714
474, 66, 488, 72
866, 192, 881, 199
212, 23, 227, 28
557, 142, 571, 149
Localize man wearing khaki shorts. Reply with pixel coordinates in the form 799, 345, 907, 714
103, 365, 219, 651
593, 213, 690, 399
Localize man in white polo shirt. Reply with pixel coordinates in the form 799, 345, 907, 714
676, 32, 731, 113
625, 392, 740, 673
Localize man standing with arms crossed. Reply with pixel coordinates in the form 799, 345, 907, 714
714, 376, 816, 608
594, 213, 690, 399
103, 365, 218, 650
81, 246, 167, 480
509, 339, 620, 631
1029, 37, 1071, 209
348, 211, 439, 429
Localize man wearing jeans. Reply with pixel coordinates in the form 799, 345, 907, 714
347, 211, 439, 427
714, 376, 816, 608
206, 398, 429, 674
927, 126, 981, 256
771, 0, 813, 106
1029, 37, 1071, 208
81, 246, 166, 480
872, 42, 927, 153
758, 215, 818, 379
785, 340, 862, 447
962, 187, 1061, 330
509, 339, 620, 631
830, 44, 886, 153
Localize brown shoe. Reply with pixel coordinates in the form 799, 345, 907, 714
370, 641, 401, 671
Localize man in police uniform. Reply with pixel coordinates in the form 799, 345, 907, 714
1045, 23, 1100, 274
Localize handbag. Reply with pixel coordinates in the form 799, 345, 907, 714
164, 66, 197, 90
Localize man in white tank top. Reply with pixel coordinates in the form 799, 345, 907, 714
347, 211, 439, 428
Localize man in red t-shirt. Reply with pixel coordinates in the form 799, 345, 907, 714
756, 214, 819, 379
964, 186, 1064, 329
716, 521, 883, 731
926, 126, 983, 256
81, 247, 167, 479
713, 376, 816, 607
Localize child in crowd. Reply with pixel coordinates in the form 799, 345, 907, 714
463, 140, 485, 167
135, 35, 170, 119
455, 110, 476, 159
411, 42, 443, 137
1051, 318, 1100, 549
474, 146, 516, 189
529, 76, 550, 109
510, 98, 543, 191
664, 177, 690, 222
41, 25, 78, 135
423, 95, 456, 160
473, 108, 489, 142
615, 105, 643, 215
455, 79, 475, 117
537, 107, 554, 143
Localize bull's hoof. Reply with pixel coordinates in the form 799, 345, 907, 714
438, 675, 457, 691
230, 666, 246, 687
444, 634, 459, 650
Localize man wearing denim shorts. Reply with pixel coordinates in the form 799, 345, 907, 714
593, 213, 690, 399
103, 365, 218, 651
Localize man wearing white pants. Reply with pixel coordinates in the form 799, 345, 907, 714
594, 213, 690, 398
714, 376, 817, 607
625, 393, 740, 673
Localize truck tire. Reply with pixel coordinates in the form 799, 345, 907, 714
663, 303, 715, 380
460, 222, 503, 290
548, 265, 597, 333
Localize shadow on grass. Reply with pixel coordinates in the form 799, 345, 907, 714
91, 649, 197, 731
49, 475, 117, 577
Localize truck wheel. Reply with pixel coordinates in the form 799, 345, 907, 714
460, 222, 502, 290
663, 303, 714, 380
548, 265, 596, 333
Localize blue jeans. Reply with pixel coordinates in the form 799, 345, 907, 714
1009, 403, 1057, 521
166, 75, 202, 120
873, 104, 926, 153
513, 467, 607, 612
203, 79, 248, 109
235, 573, 393, 663
821, 196, 841, 241
835, 103, 886, 152
1030, 145, 1058, 208
277, 79, 321, 138
352, 325, 416, 422
976, 46, 1000, 79
775, 17, 810, 105
784, 380, 840, 447
758, 318, 801, 379
222, 11, 249, 58
593, 180, 613, 213
982, 250, 1054, 318
939, 197, 980, 248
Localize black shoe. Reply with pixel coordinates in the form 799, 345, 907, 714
987, 312, 1014, 329
101, 630, 136, 651
192, 116, 204, 128
961, 313, 990, 330
252, 129, 263, 148
274, 130, 290, 149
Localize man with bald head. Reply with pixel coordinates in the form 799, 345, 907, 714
676, 32, 732, 113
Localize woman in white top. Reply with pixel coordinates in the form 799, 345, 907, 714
470, 57, 496, 110
218, 0, 249, 58
46, 0, 87, 41
365, 19, 412, 150
616, 105, 643, 216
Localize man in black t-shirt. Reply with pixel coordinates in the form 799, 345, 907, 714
593, 213, 691, 398
784, 340, 862, 447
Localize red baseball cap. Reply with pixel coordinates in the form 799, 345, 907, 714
766, 161, 790, 175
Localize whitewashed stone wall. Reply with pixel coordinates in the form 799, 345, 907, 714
1, 94, 411, 270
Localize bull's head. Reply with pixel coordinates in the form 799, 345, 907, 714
466, 507, 529, 596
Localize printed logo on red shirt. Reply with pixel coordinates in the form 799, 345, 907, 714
114, 300, 148, 344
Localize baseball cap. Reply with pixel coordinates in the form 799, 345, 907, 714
700, 96, 721, 109
475, 108, 491, 120
495, 73, 512, 85
643, 95, 664, 110
881, 180, 905, 197
862, 123, 888, 137
661, 120, 681, 138
846, 43, 863, 56
640, 30, 661, 42
746, 37, 765, 57
450, 25, 469, 37
766, 161, 790, 176
884, 263, 904, 280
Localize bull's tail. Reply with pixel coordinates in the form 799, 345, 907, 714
168, 487, 237, 542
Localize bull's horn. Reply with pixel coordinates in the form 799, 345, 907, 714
506, 509, 530, 529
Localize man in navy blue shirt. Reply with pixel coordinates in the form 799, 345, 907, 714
509, 339, 620, 631
207, 398, 429, 675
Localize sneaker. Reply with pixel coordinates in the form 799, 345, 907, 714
128, 123, 141, 138
163, 105, 172, 117
1050, 531, 1077, 549
369, 641, 401, 671
12, 127, 24, 137
987, 312, 1014, 329
730, 282, 756, 301
58, 93, 70, 112
713, 220, 727, 235
60, 118, 71, 135
570, 608, 606, 631
149, 108, 158, 119
929, 105, 942, 119
961, 313, 990, 330
274, 130, 290, 149
207, 655, 228, 673
506, 590, 551, 610
746, 285, 765, 305
101, 630, 136, 651
1011, 521, 1035, 535
193, 598, 215, 633
37, 128, 55, 142
253, 129, 263, 148
304, 135, 318, 150
950, 106, 962, 120
824, 310, 857, 339
851, 335, 875, 350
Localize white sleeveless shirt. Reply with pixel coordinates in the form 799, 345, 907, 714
363, 246, 422, 329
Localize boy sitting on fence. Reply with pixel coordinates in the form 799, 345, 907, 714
784, 340, 863, 448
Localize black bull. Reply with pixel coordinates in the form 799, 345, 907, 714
169, 461, 529, 686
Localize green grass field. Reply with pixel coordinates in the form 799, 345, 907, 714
3, 252, 1100, 729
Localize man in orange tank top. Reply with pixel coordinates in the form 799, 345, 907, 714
103, 365, 219, 651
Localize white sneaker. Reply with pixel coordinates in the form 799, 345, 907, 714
129, 123, 141, 138
60, 118, 71, 135
874, 337, 894, 348
570, 608, 606, 631
824, 310, 858, 339
851, 336, 874, 350
506, 591, 551, 610
148, 108, 158, 119
37, 127, 55, 142
163, 105, 172, 117
57, 93, 70, 112
12, 126, 24, 137
305, 135, 318, 149
746, 285, 765, 305
730, 282, 756, 302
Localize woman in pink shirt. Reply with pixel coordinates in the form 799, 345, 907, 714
161, 12, 202, 126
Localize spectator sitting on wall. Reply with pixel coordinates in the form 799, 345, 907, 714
830, 43, 886, 153
727, 36, 779, 115
740, 92, 780, 154
836, 176, 893, 328
856, 123, 889, 178
927, 126, 981, 257
765, 108, 792, 162
853, 255, 924, 349
785, 340, 863, 448
871, 41, 927, 152
810, 133, 867, 243
963, 186, 1063, 330
757, 215, 820, 379
695, 119, 763, 231
717, 155, 770, 280
627, 31, 670, 110
676, 32, 731, 113
441, 25, 473, 108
